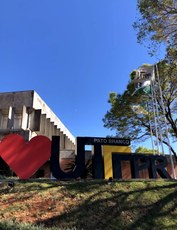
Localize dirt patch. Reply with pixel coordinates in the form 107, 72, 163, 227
0, 180, 177, 229
0, 182, 80, 225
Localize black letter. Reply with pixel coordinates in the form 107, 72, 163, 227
92, 144, 104, 179
132, 154, 150, 178
112, 153, 133, 179
149, 155, 171, 179
50, 136, 86, 179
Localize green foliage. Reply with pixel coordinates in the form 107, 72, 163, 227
135, 146, 157, 154
130, 70, 137, 80
134, 0, 177, 57
166, 46, 177, 63
103, 61, 177, 159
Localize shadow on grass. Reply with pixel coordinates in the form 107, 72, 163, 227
0, 179, 59, 194
35, 180, 177, 230
0, 179, 108, 207
1, 180, 177, 229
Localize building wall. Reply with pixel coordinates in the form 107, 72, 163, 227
0, 90, 76, 178
0, 90, 75, 150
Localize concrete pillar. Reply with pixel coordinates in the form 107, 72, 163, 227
64, 135, 75, 150
65, 136, 72, 150
53, 125, 58, 135
26, 107, 33, 129
21, 106, 28, 130
7, 106, 15, 129
51, 128, 75, 151
0, 109, 8, 129
60, 132, 65, 150
37, 114, 46, 135
49, 122, 54, 139
13, 108, 22, 130
30, 109, 41, 131
45, 118, 50, 137
70, 138, 76, 150
48, 122, 54, 140
56, 128, 60, 137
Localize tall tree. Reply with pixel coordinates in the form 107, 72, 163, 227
135, 146, 156, 154
103, 61, 177, 159
134, 0, 177, 57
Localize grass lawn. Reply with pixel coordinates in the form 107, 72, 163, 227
0, 179, 177, 230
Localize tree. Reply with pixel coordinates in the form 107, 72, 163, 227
135, 146, 155, 154
134, 0, 177, 57
103, 61, 177, 160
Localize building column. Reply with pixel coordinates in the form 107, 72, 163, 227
7, 106, 15, 129
53, 125, 58, 136
38, 114, 46, 135
49, 122, 55, 140
65, 136, 71, 150
60, 132, 65, 150
21, 106, 28, 130
44, 118, 50, 137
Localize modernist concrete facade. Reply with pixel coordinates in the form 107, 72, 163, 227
0, 90, 77, 177
0, 90, 75, 150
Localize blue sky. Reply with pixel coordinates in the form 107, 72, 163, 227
0, 0, 165, 143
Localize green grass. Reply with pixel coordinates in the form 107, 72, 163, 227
0, 179, 177, 229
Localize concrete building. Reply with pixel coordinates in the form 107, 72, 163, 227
0, 90, 75, 149
0, 90, 76, 177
